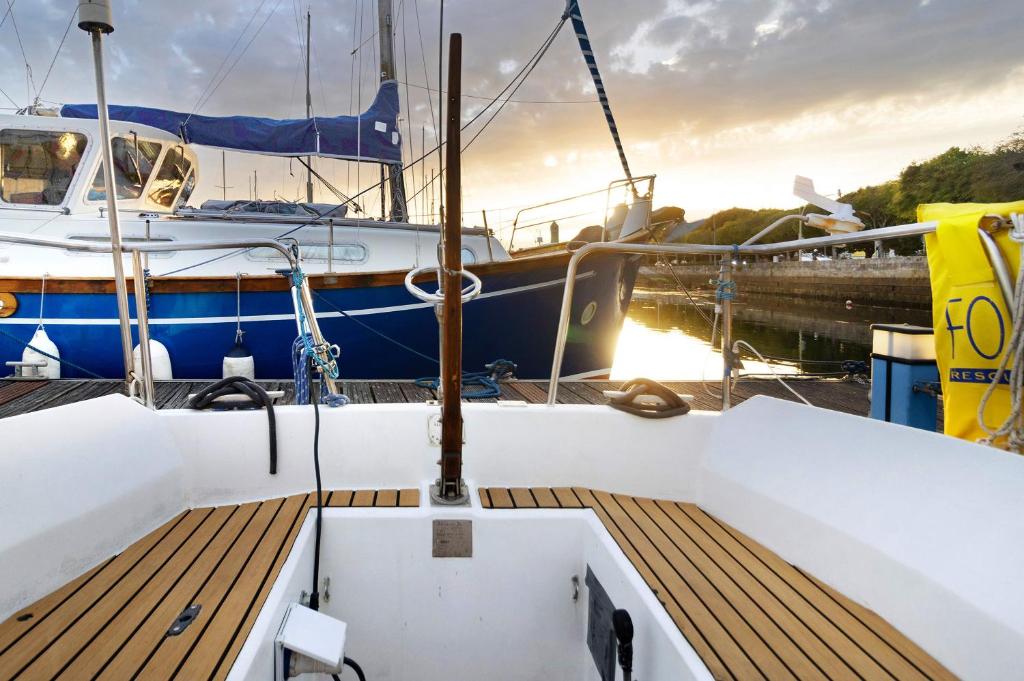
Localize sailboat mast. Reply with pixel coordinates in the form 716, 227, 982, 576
377, 0, 408, 222
305, 9, 314, 204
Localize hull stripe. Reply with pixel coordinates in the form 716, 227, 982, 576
1, 272, 594, 326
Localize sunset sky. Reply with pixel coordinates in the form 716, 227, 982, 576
2, 0, 1022, 240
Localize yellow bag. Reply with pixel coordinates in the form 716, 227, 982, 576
921, 201, 1024, 444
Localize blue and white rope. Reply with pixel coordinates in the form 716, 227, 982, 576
565, 0, 634, 190
290, 268, 348, 407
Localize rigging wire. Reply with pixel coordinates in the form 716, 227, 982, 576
436, 0, 444, 221
400, 80, 598, 105
461, 19, 565, 152
187, 0, 270, 120
159, 9, 569, 277
193, 0, 284, 116
348, 28, 379, 55
4, 0, 36, 104
0, 0, 13, 30
345, 0, 358, 199
402, 14, 569, 206
396, 0, 420, 225
0, 84, 18, 109
36, 8, 75, 102
411, 0, 437, 150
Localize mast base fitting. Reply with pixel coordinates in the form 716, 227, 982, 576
430, 479, 470, 506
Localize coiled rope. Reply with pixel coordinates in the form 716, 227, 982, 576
977, 213, 1024, 451
608, 378, 691, 418
187, 376, 278, 474
415, 359, 517, 400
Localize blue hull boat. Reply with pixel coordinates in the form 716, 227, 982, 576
1, 251, 637, 380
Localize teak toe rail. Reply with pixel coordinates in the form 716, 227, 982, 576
479, 487, 955, 681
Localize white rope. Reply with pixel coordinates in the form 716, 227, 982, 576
37, 272, 46, 329
235, 272, 243, 339
977, 213, 1024, 451
732, 340, 812, 406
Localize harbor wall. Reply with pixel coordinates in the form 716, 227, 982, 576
639, 257, 932, 309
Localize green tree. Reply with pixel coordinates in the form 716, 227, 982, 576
680, 128, 1024, 251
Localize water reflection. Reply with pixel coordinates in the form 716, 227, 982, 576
611, 291, 931, 380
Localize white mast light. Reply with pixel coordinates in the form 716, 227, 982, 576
77, 0, 114, 33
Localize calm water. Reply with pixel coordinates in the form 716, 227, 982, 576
610, 290, 931, 380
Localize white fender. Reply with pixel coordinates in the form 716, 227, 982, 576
223, 339, 256, 380
133, 340, 173, 380
222, 354, 256, 380
22, 328, 60, 379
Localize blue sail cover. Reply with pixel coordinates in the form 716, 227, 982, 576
61, 81, 402, 163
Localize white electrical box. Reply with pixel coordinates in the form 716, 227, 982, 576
275, 603, 347, 679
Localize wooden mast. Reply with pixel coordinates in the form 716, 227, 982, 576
439, 32, 463, 501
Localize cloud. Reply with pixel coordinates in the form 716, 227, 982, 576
0, 0, 1020, 219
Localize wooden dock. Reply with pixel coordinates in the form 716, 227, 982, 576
0, 377, 873, 420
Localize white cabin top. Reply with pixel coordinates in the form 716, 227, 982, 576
0, 112, 198, 216
0, 112, 510, 277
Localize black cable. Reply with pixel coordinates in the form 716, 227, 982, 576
310, 382, 323, 611
333, 656, 367, 681
188, 376, 277, 473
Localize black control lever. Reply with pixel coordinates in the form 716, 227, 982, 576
613, 608, 634, 681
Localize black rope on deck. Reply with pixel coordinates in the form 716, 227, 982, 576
187, 376, 278, 474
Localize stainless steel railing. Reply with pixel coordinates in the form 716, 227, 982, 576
546, 220, 940, 406
0, 232, 339, 408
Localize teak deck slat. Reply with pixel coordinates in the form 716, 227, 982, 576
0, 489, 421, 681
479, 487, 955, 681
58, 503, 259, 679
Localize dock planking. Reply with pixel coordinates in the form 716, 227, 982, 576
0, 377, 880, 422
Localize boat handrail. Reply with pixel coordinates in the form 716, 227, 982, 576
171, 209, 491, 236
507, 174, 656, 250
0, 231, 340, 407
546, 219, 939, 405
0, 232, 300, 268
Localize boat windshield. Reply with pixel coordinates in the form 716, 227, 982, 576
88, 136, 162, 201
148, 147, 192, 208
0, 129, 87, 206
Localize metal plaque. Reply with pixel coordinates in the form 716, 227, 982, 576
432, 519, 472, 558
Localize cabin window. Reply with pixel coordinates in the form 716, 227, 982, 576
461, 247, 477, 265
246, 243, 369, 265
0, 129, 87, 206
148, 147, 192, 208
88, 137, 162, 201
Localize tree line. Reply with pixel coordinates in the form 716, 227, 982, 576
679, 128, 1024, 254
